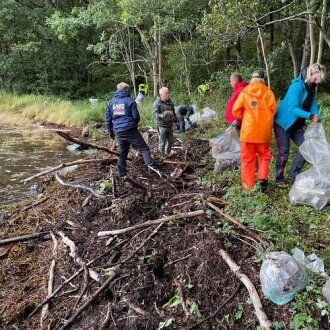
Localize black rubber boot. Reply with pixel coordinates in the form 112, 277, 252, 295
260, 179, 269, 194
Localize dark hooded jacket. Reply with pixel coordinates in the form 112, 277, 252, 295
105, 89, 140, 134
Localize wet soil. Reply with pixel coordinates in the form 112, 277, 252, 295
0, 123, 306, 329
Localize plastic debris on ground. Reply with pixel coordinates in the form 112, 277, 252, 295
289, 122, 330, 210
209, 125, 240, 172
292, 247, 327, 276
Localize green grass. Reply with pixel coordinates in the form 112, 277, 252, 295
0, 92, 106, 127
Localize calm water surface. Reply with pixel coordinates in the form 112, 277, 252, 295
0, 125, 80, 204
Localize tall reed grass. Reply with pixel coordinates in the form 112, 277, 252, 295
0, 92, 106, 127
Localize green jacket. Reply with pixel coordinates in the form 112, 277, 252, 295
175, 104, 194, 120
152, 97, 176, 128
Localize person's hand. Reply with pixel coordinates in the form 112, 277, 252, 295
109, 132, 115, 139
158, 114, 163, 119
310, 114, 320, 122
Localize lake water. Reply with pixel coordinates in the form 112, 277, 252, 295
0, 125, 80, 205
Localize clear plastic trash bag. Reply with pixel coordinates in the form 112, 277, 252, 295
209, 126, 240, 172
200, 107, 217, 122
322, 280, 330, 303
292, 247, 326, 276
260, 251, 309, 305
135, 92, 146, 105
189, 112, 201, 124
289, 122, 330, 210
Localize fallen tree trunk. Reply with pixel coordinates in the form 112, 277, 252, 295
56, 130, 119, 157
98, 210, 205, 237
0, 232, 50, 246
219, 249, 272, 330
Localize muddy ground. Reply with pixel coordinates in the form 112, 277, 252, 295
0, 124, 320, 329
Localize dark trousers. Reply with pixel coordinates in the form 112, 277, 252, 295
116, 128, 153, 176
176, 118, 185, 133
274, 123, 306, 182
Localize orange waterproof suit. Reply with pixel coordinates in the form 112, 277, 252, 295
232, 81, 277, 190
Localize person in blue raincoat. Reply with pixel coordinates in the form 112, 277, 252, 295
274, 63, 326, 184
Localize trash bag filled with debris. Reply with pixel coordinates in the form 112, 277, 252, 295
289, 122, 330, 210
200, 107, 217, 122
260, 251, 309, 305
209, 125, 240, 172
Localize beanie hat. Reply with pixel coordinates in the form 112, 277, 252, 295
251, 70, 265, 79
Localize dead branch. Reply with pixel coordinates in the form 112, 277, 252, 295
0, 231, 50, 246
168, 201, 191, 209
58, 231, 101, 281
99, 303, 112, 329
207, 196, 228, 206
56, 130, 119, 157
23, 158, 115, 183
97, 210, 205, 237
40, 232, 58, 327
205, 201, 269, 247
28, 239, 128, 318
122, 176, 148, 191
55, 173, 105, 198
219, 249, 272, 330
58, 268, 121, 330
174, 278, 193, 319
120, 223, 164, 264
122, 297, 147, 315
22, 196, 49, 212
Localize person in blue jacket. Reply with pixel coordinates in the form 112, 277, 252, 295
274, 63, 326, 184
105, 82, 157, 177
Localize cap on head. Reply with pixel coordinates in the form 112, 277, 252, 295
251, 70, 265, 79
117, 82, 129, 90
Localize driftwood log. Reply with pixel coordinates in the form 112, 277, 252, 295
23, 158, 115, 183
55, 173, 105, 199
56, 130, 119, 157
220, 249, 272, 330
97, 210, 205, 237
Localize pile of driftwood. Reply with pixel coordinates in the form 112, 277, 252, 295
0, 129, 276, 329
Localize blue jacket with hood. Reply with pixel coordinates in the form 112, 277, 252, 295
274, 74, 319, 131
105, 89, 140, 134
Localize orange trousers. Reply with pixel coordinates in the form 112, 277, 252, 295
240, 142, 271, 191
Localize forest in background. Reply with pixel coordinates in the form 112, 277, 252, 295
0, 0, 329, 102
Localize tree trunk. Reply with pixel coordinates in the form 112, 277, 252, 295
301, 20, 310, 70
256, 34, 263, 68
158, 23, 162, 88
173, 34, 191, 98
224, 47, 230, 66
269, 11, 274, 51
306, 0, 316, 65
317, 0, 327, 63
256, 24, 271, 87
284, 21, 299, 77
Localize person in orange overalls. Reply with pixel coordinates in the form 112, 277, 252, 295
232, 70, 277, 193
